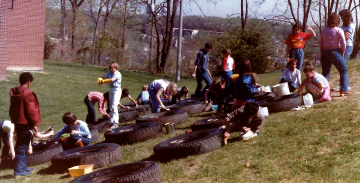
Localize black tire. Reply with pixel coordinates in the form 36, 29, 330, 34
257, 94, 301, 113
51, 143, 122, 170
174, 100, 206, 115
90, 129, 99, 143
88, 120, 111, 133
118, 111, 140, 123
136, 110, 188, 126
153, 128, 224, 159
105, 122, 162, 145
254, 93, 276, 102
191, 115, 240, 133
120, 105, 151, 115
70, 161, 162, 183
0, 142, 63, 169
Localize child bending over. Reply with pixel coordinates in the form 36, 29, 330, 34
171, 87, 189, 104
84, 92, 110, 124
204, 79, 225, 113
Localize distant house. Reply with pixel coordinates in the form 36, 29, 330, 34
0, 0, 45, 80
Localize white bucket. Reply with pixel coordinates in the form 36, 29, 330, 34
259, 107, 269, 117
303, 93, 314, 107
273, 83, 290, 97
263, 86, 272, 93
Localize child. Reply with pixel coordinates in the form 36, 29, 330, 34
299, 65, 331, 103
223, 102, 265, 144
171, 87, 189, 104
285, 22, 316, 71
53, 112, 91, 150
119, 88, 138, 109
99, 62, 122, 130
221, 48, 235, 95
204, 79, 225, 112
9, 72, 41, 177
84, 92, 110, 124
279, 59, 301, 93
137, 84, 150, 105
148, 79, 178, 113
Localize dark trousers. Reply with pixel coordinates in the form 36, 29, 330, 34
0, 128, 10, 158
84, 96, 96, 124
14, 124, 32, 174
195, 69, 212, 97
64, 134, 91, 150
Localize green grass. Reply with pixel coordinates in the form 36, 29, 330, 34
1, 60, 360, 182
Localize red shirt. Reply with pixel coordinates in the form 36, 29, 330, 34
88, 92, 107, 116
284, 32, 312, 49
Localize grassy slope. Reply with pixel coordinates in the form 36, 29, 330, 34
0, 60, 360, 183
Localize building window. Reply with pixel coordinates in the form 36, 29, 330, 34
8, 0, 14, 9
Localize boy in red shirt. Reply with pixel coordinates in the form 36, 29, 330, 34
9, 72, 41, 178
284, 22, 316, 71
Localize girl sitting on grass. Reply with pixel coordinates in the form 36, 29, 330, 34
299, 64, 331, 103
279, 59, 301, 93
137, 84, 150, 105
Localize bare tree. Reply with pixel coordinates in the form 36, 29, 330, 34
241, 0, 248, 32
88, 0, 105, 65
69, 0, 86, 61
60, 0, 67, 60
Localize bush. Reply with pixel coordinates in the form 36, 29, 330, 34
213, 23, 275, 73
44, 35, 56, 60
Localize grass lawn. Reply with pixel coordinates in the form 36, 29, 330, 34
1, 60, 360, 183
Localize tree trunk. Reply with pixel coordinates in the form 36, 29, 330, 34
60, 0, 66, 61
70, 7, 76, 61
120, 0, 128, 62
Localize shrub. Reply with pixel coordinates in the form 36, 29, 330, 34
44, 35, 56, 60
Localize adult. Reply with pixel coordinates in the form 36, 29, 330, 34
320, 13, 349, 96
192, 42, 213, 97
148, 79, 177, 113
332, 9, 355, 91
232, 59, 264, 110
284, 22, 316, 71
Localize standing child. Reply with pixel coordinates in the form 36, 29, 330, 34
53, 112, 91, 150
285, 22, 316, 71
221, 48, 235, 95
137, 84, 150, 105
279, 59, 301, 93
299, 65, 331, 103
9, 72, 41, 177
192, 42, 213, 97
98, 62, 122, 130
84, 92, 110, 124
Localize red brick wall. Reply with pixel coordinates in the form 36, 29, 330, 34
0, 0, 45, 77
0, 0, 8, 80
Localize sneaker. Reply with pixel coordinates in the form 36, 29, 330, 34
107, 124, 119, 132
332, 85, 341, 92
240, 131, 258, 141
204, 103, 213, 112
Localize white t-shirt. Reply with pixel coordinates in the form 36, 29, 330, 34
1, 120, 14, 134
153, 79, 169, 91
280, 68, 301, 85
342, 23, 355, 47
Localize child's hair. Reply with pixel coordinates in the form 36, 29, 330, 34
62, 112, 77, 125
303, 64, 315, 73
167, 83, 178, 96
221, 48, 231, 55
19, 72, 34, 85
339, 9, 353, 27
211, 79, 222, 93
327, 13, 340, 27
239, 59, 253, 75
122, 89, 129, 97
142, 84, 148, 91
292, 22, 302, 34
287, 59, 297, 67
109, 62, 119, 70
205, 42, 213, 49
103, 92, 109, 101
180, 87, 188, 95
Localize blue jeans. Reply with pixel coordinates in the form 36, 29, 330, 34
64, 134, 91, 149
289, 48, 304, 71
321, 49, 349, 92
344, 46, 353, 62
148, 82, 161, 113
280, 78, 298, 92
84, 96, 96, 124
14, 124, 32, 175
0, 127, 10, 158
195, 69, 212, 97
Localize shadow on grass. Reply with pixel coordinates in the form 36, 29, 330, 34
37, 165, 68, 175
191, 113, 217, 118
140, 154, 184, 164
0, 174, 13, 179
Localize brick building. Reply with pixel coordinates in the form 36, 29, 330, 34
0, 0, 45, 80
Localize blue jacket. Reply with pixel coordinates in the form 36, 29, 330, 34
54, 120, 91, 139
234, 75, 259, 102
194, 49, 209, 71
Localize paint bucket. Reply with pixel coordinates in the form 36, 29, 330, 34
273, 83, 290, 97
165, 122, 176, 134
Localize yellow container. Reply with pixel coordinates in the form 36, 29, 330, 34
68, 164, 94, 177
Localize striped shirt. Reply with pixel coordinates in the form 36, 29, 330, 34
88, 92, 107, 116
312, 72, 329, 88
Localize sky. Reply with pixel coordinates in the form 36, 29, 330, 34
183, 0, 278, 18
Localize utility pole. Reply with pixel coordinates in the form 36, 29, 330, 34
148, 0, 155, 73
176, 0, 183, 82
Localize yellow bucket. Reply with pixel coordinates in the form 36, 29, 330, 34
68, 164, 94, 177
